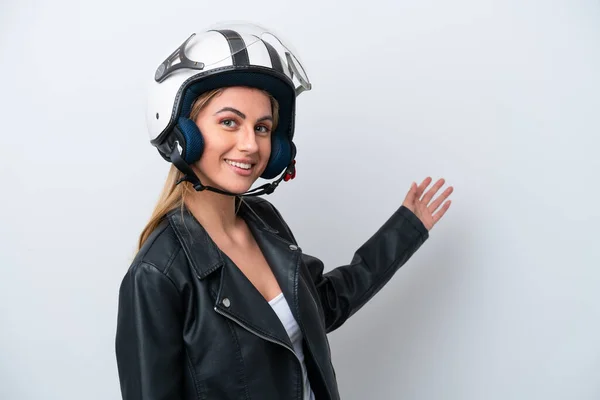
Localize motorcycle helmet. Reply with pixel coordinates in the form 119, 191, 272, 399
145, 21, 312, 196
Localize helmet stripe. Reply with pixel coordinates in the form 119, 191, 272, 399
260, 39, 285, 75
213, 29, 250, 66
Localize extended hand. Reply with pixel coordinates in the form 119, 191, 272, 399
402, 177, 453, 231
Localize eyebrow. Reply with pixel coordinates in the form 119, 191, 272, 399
214, 107, 273, 123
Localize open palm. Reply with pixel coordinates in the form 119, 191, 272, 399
402, 177, 453, 231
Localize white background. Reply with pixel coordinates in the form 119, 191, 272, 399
1, 0, 599, 399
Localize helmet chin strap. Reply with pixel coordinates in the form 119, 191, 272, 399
169, 145, 296, 197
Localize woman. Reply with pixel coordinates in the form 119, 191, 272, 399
115, 22, 453, 400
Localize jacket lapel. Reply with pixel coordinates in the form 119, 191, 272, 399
213, 254, 293, 349
168, 203, 295, 348
253, 224, 329, 346
242, 203, 314, 338
241, 199, 332, 354
168, 200, 317, 351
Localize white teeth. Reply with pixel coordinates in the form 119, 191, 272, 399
226, 160, 252, 170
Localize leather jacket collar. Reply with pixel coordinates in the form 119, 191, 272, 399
166, 197, 307, 351
167, 197, 280, 280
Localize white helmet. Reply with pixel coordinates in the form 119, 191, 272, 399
145, 21, 312, 195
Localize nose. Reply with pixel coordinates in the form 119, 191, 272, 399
237, 125, 259, 153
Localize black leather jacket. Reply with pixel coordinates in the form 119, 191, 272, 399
115, 196, 429, 400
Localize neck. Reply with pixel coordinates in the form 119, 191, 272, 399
184, 188, 241, 235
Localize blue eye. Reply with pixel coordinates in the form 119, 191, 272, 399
255, 125, 271, 135
221, 119, 238, 128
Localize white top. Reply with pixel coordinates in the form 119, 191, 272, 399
268, 292, 316, 400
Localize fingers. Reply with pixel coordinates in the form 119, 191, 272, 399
406, 181, 417, 201
432, 200, 452, 224
428, 185, 454, 213
407, 176, 453, 214
420, 178, 446, 205
415, 177, 432, 199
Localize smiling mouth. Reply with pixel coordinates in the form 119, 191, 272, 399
225, 159, 253, 170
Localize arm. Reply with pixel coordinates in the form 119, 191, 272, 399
270, 203, 428, 332
301, 206, 428, 332
264, 177, 452, 333
115, 261, 184, 400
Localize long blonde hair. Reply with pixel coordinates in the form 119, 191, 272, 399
137, 87, 280, 250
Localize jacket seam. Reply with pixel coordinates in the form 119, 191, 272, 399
184, 349, 203, 400
140, 260, 182, 297
163, 245, 181, 276
296, 260, 332, 400
225, 319, 251, 400
293, 255, 302, 400
398, 206, 429, 239
137, 220, 185, 280
137, 220, 170, 259
299, 273, 326, 329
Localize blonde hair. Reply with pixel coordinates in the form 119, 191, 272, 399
137, 87, 280, 250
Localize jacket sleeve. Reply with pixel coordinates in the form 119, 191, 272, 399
115, 261, 184, 400
269, 203, 429, 333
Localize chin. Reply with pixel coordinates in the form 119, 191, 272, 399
214, 163, 266, 194
193, 164, 263, 194
211, 174, 260, 195
219, 183, 255, 194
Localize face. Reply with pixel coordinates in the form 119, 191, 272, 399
192, 87, 273, 194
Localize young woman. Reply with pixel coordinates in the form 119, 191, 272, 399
115, 22, 453, 400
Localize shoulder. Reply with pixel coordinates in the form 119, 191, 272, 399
122, 216, 189, 292
133, 217, 182, 274
117, 218, 186, 315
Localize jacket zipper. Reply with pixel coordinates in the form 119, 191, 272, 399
214, 307, 305, 399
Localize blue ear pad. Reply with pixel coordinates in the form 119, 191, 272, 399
177, 117, 204, 163
261, 135, 291, 179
